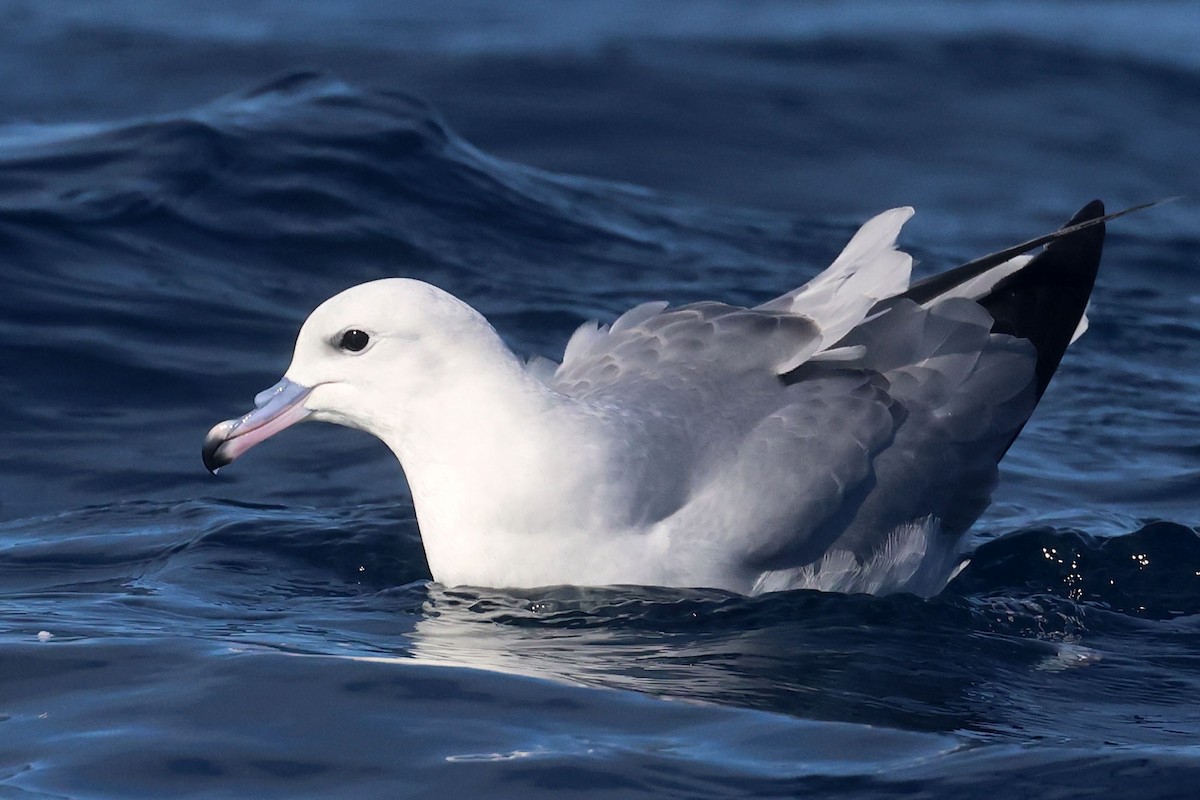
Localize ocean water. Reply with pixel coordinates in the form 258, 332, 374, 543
1, 2, 1199, 797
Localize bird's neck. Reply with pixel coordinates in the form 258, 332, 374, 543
372, 337, 619, 585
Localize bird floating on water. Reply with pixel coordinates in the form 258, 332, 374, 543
205, 200, 1139, 596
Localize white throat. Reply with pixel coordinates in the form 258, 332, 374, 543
360, 326, 631, 587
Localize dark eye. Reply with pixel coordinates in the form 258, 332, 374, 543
338, 329, 370, 352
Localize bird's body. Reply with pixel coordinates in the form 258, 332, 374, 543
205, 201, 1113, 596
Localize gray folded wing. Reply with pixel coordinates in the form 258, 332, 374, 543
691, 297, 1038, 585
550, 300, 823, 401
538, 288, 1038, 590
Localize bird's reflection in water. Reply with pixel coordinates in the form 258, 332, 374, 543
401, 582, 1079, 736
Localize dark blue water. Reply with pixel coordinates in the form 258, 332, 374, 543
2, 2, 1199, 797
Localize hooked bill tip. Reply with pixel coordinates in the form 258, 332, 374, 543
202, 422, 236, 474
201, 378, 313, 475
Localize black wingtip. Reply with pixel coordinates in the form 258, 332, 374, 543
978, 201, 1106, 398
900, 198, 1168, 307
1071, 199, 1106, 223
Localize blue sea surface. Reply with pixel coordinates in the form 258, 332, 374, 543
1, 2, 1199, 797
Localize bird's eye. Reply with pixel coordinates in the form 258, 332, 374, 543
338, 329, 370, 352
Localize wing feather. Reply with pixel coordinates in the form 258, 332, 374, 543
677, 296, 1040, 590
552, 303, 821, 400
552, 207, 921, 401
758, 206, 914, 345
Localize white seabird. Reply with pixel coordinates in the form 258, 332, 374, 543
204, 201, 1123, 596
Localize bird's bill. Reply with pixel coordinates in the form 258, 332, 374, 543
202, 377, 312, 474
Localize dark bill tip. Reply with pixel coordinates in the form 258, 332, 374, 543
202, 423, 236, 474
201, 377, 313, 475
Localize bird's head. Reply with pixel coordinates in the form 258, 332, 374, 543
202, 278, 495, 473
